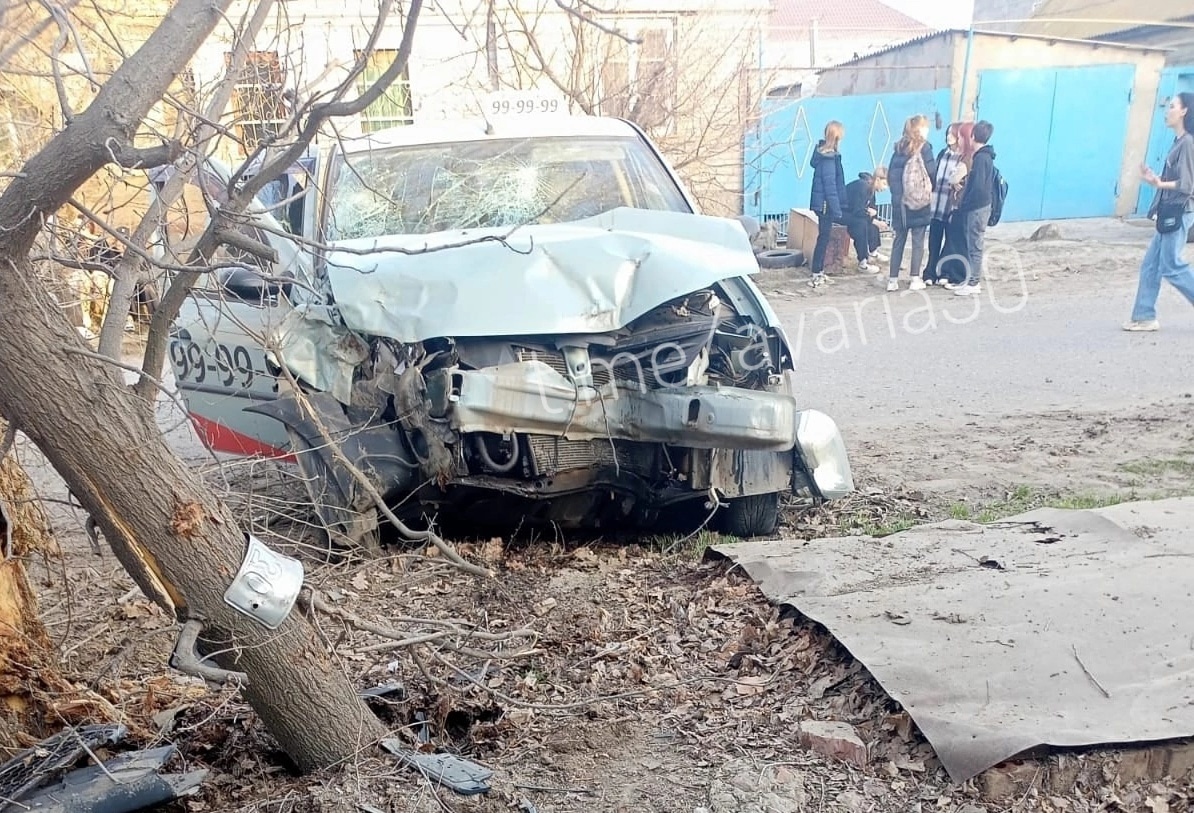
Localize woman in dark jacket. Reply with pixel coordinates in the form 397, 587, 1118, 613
886, 114, 937, 292
808, 121, 847, 287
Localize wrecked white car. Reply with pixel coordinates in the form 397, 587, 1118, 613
163, 116, 852, 542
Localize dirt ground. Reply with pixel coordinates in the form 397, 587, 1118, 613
11, 221, 1194, 813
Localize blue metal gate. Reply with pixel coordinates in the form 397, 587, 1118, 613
1137, 67, 1194, 216
976, 65, 1135, 221
743, 89, 953, 225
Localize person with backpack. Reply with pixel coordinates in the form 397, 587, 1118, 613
951, 120, 997, 297
1124, 92, 1194, 331
843, 166, 888, 272
925, 122, 973, 286
885, 114, 937, 292
808, 121, 848, 288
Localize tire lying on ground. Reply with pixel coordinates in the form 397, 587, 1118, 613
755, 248, 805, 269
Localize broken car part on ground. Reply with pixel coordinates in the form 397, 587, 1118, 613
161, 116, 853, 543
0, 724, 206, 813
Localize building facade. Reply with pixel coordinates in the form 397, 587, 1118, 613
189, 0, 770, 215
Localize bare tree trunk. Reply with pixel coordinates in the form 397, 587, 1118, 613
0, 0, 385, 770
0, 257, 386, 770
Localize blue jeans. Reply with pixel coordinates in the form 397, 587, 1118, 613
1130, 211, 1194, 322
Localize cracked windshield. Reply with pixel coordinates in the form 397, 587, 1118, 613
323, 136, 689, 239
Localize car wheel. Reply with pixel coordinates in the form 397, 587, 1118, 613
755, 248, 805, 270
716, 492, 781, 538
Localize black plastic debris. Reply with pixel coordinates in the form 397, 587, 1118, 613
380, 739, 493, 796
0, 724, 127, 805
359, 681, 406, 701
0, 731, 206, 813
14, 746, 207, 813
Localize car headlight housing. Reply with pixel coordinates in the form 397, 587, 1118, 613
795, 409, 854, 500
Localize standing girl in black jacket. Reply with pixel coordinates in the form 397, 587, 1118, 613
808, 121, 847, 287
886, 114, 937, 292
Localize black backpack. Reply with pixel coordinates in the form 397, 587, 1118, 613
988, 165, 1008, 227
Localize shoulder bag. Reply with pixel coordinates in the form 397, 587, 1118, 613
1156, 200, 1184, 235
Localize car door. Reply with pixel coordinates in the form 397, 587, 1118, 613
159, 156, 319, 457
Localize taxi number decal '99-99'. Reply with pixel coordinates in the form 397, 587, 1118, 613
170, 337, 264, 390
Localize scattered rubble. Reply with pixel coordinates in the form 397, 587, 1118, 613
798, 720, 869, 769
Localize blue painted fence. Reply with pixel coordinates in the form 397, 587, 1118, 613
1137, 66, 1194, 216
743, 89, 953, 223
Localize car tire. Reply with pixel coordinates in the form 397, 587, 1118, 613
716, 492, 781, 538
755, 248, 805, 270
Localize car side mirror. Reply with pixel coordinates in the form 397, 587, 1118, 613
219, 265, 282, 301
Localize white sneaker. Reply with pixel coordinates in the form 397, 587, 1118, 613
871, 252, 888, 264
1122, 320, 1159, 332
808, 274, 826, 288
953, 284, 981, 297
886, 279, 899, 292
908, 277, 926, 291
858, 259, 870, 272
941, 281, 957, 290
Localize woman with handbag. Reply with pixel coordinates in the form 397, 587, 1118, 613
1125, 92, 1194, 332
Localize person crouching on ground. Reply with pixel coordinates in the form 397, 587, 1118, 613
1124, 92, 1194, 332
886, 114, 937, 292
926, 122, 972, 286
808, 121, 847, 288
951, 120, 995, 297
844, 167, 888, 272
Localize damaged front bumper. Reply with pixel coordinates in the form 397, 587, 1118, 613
448, 360, 799, 451
444, 360, 853, 502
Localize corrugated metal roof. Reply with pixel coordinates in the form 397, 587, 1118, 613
820, 29, 955, 65
1014, 0, 1189, 39
1097, 13, 1194, 42
823, 25, 1170, 70
768, 0, 929, 36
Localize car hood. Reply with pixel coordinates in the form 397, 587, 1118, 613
322, 207, 760, 343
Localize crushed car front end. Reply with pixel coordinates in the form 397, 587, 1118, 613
255, 207, 852, 542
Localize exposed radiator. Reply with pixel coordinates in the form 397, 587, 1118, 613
527, 435, 654, 476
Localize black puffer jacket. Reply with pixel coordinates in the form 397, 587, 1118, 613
844, 172, 876, 221
809, 142, 847, 221
888, 140, 937, 230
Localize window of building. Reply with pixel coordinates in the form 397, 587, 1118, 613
598, 19, 677, 132
355, 49, 414, 132
229, 51, 288, 151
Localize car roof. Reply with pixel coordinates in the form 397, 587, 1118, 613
337, 115, 644, 154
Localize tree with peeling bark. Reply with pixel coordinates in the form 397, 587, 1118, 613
0, 0, 441, 771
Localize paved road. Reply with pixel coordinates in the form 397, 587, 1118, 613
770, 233, 1194, 430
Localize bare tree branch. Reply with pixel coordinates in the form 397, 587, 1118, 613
106, 0, 278, 361
136, 0, 426, 398
111, 141, 180, 169
553, 0, 639, 44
